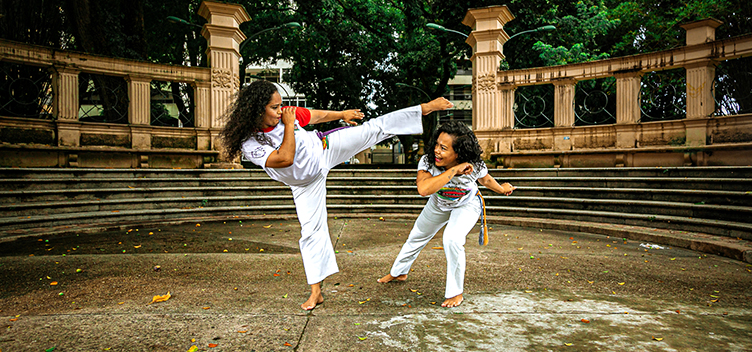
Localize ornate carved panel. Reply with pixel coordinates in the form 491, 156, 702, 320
211, 69, 239, 90
475, 74, 496, 92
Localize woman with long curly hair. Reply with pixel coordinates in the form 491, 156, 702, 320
378, 121, 516, 308
220, 80, 453, 310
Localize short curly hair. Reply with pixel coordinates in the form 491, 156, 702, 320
219, 80, 278, 160
424, 121, 483, 170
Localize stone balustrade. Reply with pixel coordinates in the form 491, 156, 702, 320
0, 1, 248, 168
464, 7, 752, 168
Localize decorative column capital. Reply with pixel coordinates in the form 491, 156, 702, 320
680, 18, 722, 46
463, 6, 514, 58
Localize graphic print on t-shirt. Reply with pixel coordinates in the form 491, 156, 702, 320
436, 186, 471, 202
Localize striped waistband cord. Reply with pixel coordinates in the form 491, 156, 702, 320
476, 190, 488, 246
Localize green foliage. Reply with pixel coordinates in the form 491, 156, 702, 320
531, 1, 618, 66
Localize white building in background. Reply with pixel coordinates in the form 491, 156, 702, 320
441, 68, 473, 127
243, 60, 309, 107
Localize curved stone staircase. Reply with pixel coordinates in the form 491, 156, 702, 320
1, 167, 751, 262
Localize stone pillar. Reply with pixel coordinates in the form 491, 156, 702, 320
51, 66, 79, 121
193, 80, 212, 151
198, 1, 250, 167
553, 79, 576, 128
680, 19, 721, 147
615, 72, 642, 124
463, 6, 515, 132
498, 85, 516, 130
126, 75, 152, 149
51, 66, 81, 147
615, 72, 642, 149
685, 61, 715, 120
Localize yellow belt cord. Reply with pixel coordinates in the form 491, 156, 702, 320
476, 190, 488, 246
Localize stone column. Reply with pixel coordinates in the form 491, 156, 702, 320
615, 72, 642, 149
615, 72, 642, 124
126, 75, 152, 149
463, 6, 515, 133
680, 19, 721, 147
51, 66, 81, 147
553, 79, 576, 127
198, 1, 250, 168
193, 80, 212, 151
685, 61, 715, 121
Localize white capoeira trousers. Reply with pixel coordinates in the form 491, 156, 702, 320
388, 197, 482, 298
290, 105, 423, 285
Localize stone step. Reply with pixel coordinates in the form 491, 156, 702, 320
4, 194, 749, 223
7, 176, 747, 191
2, 186, 749, 207
2, 166, 751, 180
2, 204, 750, 241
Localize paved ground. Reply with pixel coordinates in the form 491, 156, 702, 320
1, 217, 751, 351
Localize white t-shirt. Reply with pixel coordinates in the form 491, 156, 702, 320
417, 154, 488, 211
241, 107, 324, 187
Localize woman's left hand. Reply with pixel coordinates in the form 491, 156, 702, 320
501, 182, 516, 196
341, 109, 364, 125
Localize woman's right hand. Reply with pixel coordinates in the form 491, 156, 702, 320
281, 106, 297, 126
453, 162, 474, 176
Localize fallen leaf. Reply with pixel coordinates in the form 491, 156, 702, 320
618, 282, 625, 286
564, 343, 573, 346
134, 245, 141, 249
653, 337, 663, 341
149, 292, 171, 304
187, 346, 198, 352
202, 306, 211, 310
208, 343, 218, 348
431, 247, 444, 250
263, 225, 273, 228
50, 281, 58, 286
358, 336, 367, 341
581, 319, 590, 323
238, 330, 248, 333
283, 293, 288, 298
284, 342, 292, 347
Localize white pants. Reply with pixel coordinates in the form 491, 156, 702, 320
290, 105, 423, 285
389, 197, 482, 298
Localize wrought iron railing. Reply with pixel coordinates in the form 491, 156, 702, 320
514, 85, 554, 128
0, 63, 53, 119
714, 56, 752, 117
574, 77, 616, 126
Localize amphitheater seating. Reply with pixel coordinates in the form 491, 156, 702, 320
1, 166, 750, 262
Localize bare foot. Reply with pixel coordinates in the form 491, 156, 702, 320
441, 294, 463, 308
421, 97, 454, 115
377, 274, 407, 283
301, 283, 324, 310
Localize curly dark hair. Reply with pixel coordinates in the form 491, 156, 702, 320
219, 80, 278, 160
423, 121, 483, 170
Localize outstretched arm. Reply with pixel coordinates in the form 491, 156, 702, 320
478, 174, 515, 195
309, 109, 364, 125
416, 162, 474, 197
